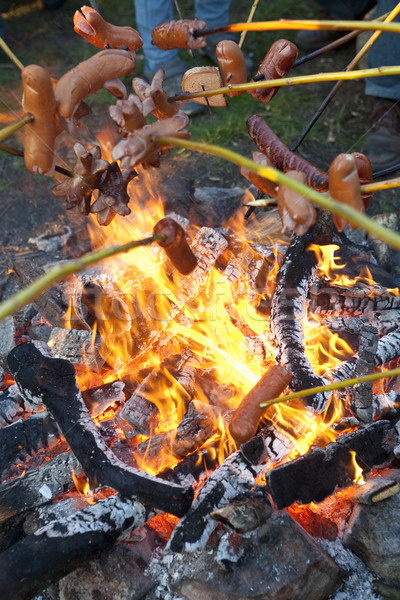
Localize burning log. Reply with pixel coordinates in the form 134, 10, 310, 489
349, 325, 379, 423
0, 411, 61, 476
265, 420, 396, 509
0, 451, 82, 523
0, 494, 146, 600
47, 326, 104, 371
270, 232, 330, 411
7, 342, 194, 517
320, 311, 400, 339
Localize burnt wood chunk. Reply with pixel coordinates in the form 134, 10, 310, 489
269, 233, 329, 411
350, 325, 378, 422
7, 342, 194, 517
265, 420, 395, 509
0, 494, 146, 600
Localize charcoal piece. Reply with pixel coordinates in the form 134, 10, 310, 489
211, 493, 273, 533
8, 342, 194, 517
0, 412, 61, 475
265, 420, 395, 510
269, 233, 329, 412
47, 327, 104, 371
82, 380, 125, 418
0, 384, 24, 427
0, 494, 146, 600
158, 448, 219, 488
173, 512, 344, 600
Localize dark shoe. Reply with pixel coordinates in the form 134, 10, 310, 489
294, 28, 347, 52
362, 98, 400, 172
198, 32, 255, 74
144, 56, 205, 117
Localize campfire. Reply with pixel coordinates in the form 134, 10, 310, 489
1, 4, 400, 600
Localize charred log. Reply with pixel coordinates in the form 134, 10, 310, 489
0, 494, 146, 600
0, 451, 82, 523
7, 342, 194, 517
270, 233, 329, 411
265, 420, 396, 509
349, 325, 379, 422
0, 412, 61, 476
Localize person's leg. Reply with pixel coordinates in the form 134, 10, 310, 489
133, 0, 177, 72
362, 0, 400, 170
194, 0, 230, 28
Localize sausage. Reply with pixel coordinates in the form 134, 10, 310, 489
276, 170, 316, 235
153, 217, 198, 275
328, 153, 365, 232
216, 40, 247, 97
352, 152, 373, 209
229, 364, 291, 445
55, 49, 136, 119
239, 152, 278, 197
248, 39, 298, 104
21, 64, 57, 175
247, 115, 329, 192
73, 6, 143, 50
151, 19, 207, 50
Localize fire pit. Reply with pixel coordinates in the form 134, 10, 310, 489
1, 4, 400, 600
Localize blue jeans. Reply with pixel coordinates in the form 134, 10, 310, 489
317, 0, 400, 99
133, 0, 231, 72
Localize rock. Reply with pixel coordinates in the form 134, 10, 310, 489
174, 512, 345, 600
343, 490, 400, 585
58, 526, 156, 600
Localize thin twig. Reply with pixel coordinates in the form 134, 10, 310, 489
260, 366, 400, 408
153, 135, 400, 251
0, 114, 33, 143
0, 233, 166, 322
373, 162, 400, 179
291, 3, 400, 152
169, 65, 400, 102
238, 0, 261, 48
0, 36, 24, 70
293, 30, 361, 67
362, 177, 400, 192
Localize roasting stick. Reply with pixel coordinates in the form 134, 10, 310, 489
0, 233, 166, 322
153, 136, 400, 252
238, 0, 261, 48
0, 114, 33, 142
290, 2, 400, 152
260, 365, 400, 409
170, 64, 400, 102
193, 18, 400, 37
0, 36, 23, 70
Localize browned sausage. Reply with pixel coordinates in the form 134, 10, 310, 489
55, 49, 136, 119
151, 19, 207, 50
239, 151, 278, 197
248, 39, 298, 104
73, 6, 143, 50
216, 40, 247, 97
229, 364, 291, 445
276, 170, 316, 235
22, 64, 57, 175
153, 217, 198, 275
328, 153, 365, 232
352, 152, 373, 209
247, 115, 329, 191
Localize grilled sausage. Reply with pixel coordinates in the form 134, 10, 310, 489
352, 152, 373, 208
153, 217, 198, 275
239, 152, 278, 196
216, 40, 247, 97
229, 364, 291, 445
73, 6, 142, 50
247, 115, 328, 191
151, 19, 207, 50
248, 39, 298, 104
22, 64, 57, 175
328, 153, 365, 232
55, 49, 136, 119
